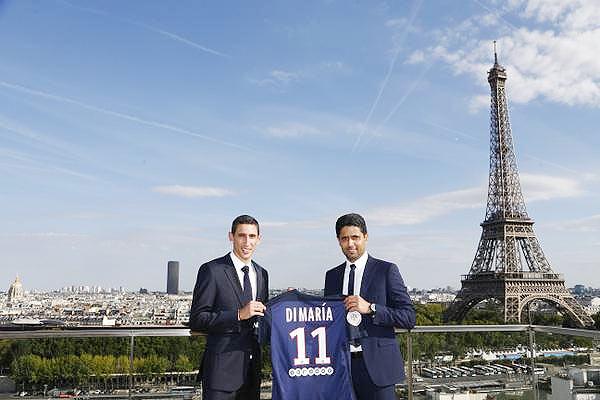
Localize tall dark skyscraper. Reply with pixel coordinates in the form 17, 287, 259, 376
167, 261, 179, 295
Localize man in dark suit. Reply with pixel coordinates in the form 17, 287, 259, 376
324, 213, 415, 400
190, 215, 269, 400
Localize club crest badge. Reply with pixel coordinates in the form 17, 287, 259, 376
346, 311, 362, 327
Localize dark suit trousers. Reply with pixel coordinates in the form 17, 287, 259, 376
202, 346, 261, 400
351, 354, 397, 400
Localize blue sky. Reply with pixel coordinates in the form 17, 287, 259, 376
1, 0, 599, 292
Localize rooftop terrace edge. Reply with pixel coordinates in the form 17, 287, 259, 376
1, 324, 599, 339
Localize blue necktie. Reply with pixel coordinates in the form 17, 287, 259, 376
347, 264, 356, 295
241, 265, 253, 304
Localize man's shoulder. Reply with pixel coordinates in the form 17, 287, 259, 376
325, 262, 345, 275
252, 260, 269, 275
368, 256, 397, 269
201, 254, 231, 269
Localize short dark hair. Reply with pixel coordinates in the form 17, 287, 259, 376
231, 215, 260, 235
335, 213, 367, 237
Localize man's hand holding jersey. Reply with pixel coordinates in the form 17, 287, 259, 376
238, 300, 266, 320
344, 295, 373, 315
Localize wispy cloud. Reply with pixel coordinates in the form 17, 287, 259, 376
250, 70, 301, 88
263, 122, 323, 138
270, 70, 300, 84
520, 173, 583, 201
550, 214, 600, 232
59, 0, 228, 58
251, 107, 364, 140
2, 232, 90, 239
411, 0, 600, 109
153, 185, 235, 198
364, 173, 583, 226
0, 147, 98, 181
0, 115, 84, 160
472, 0, 519, 31
0, 81, 250, 151
250, 61, 351, 89
366, 187, 485, 226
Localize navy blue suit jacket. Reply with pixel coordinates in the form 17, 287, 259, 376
189, 254, 269, 392
324, 255, 415, 386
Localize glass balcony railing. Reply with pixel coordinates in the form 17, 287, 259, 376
1, 325, 599, 400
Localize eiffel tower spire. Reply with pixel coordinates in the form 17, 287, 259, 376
485, 43, 528, 222
444, 45, 593, 327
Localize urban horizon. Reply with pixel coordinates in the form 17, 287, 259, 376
5, 273, 600, 294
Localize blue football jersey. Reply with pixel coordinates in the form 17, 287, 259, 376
263, 290, 355, 400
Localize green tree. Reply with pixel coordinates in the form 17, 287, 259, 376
115, 355, 132, 374
89, 355, 115, 390
592, 312, 600, 330
173, 355, 194, 372
11, 355, 43, 388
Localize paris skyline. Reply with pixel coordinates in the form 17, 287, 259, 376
1, 1, 599, 291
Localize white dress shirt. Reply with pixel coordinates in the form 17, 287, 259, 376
342, 251, 369, 352
342, 251, 368, 296
230, 252, 258, 301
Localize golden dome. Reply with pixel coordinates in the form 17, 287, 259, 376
8, 276, 24, 302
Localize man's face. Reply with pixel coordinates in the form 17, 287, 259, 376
337, 225, 368, 262
229, 224, 260, 263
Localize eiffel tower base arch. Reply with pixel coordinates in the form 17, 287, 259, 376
444, 273, 594, 328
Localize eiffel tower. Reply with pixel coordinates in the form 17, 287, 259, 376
444, 46, 594, 328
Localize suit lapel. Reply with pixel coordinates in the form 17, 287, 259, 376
360, 255, 377, 298
334, 263, 345, 294
223, 254, 244, 306
253, 261, 265, 302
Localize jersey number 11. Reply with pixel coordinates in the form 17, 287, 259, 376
289, 327, 331, 366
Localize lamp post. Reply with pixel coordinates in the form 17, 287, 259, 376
528, 301, 539, 400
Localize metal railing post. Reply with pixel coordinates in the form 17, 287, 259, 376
528, 326, 538, 400
129, 334, 134, 400
406, 331, 414, 400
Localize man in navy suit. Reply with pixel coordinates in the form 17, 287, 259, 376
190, 215, 269, 400
324, 213, 415, 400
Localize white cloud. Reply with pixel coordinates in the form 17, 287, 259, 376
468, 95, 490, 113
249, 69, 302, 88
550, 214, 600, 232
270, 70, 300, 84
512, 0, 599, 30
385, 17, 408, 29
264, 122, 323, 138
364, 173, 583, 226
252, 108, 364, 140
366, 187, 485, 226
250, 61, 351, 88
153, 185, 234, 198
520, 173, 583, 201
320, 61, 350, 73
412, 1, 600, 108
406, 50, 425, 64
3, 232, 89, 239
